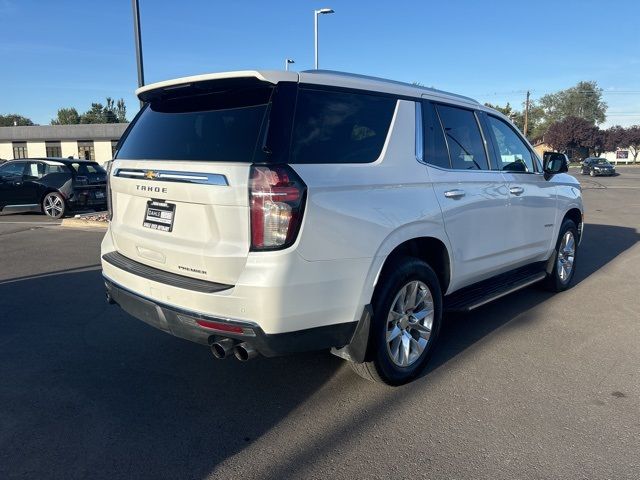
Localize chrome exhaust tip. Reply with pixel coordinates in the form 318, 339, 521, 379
234, 342, 258, 362
210, 338, 236, 360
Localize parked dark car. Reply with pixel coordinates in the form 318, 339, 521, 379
580, 157, 616, 176
0, 158, 107, 218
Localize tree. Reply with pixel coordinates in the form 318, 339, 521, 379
544, 116, 596, 160
484, 101, 545, 141
538, 81, 607, 127
80, 103, 106, 124
484, 102, 515, 117
582, 126, 605, 157
0, 114, 34, 126
604, 125, 626, 153
51, 108, 81, 125
115, 98, 127, 123
623, 125, 640, 164
49, 98, 128, 125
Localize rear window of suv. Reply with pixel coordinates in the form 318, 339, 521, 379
116, 86, 273, 162
116, 83, 396, 164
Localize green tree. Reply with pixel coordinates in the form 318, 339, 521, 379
116, 98, 127, 122
484, 102, 545, 141
50, 98, 128, 125
538, 81, 607, 128
81, 103, 107, 124
0, 114, 34, 126
51, 107, 81, 125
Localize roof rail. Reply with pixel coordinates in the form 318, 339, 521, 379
302, 70, 479, 104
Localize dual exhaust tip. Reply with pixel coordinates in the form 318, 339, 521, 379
210, 339, 258, 361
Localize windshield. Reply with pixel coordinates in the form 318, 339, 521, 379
595, 159, 610, 165
116, 86, 273, 162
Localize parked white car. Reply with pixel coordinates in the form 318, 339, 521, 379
102, 70, 583, 385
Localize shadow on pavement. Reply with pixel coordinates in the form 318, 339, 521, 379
429, 223, 639, 373
0, 224, 637, 479
0, 268, 343, 479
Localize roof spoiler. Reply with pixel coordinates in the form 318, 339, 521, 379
136, 70, 299, 103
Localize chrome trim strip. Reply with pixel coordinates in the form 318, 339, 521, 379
114, 168, 228, 185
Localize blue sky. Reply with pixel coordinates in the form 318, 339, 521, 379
1, 0, 639, 126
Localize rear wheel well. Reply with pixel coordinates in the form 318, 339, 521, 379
563, 208, 583, 242
376, 237, 450, 298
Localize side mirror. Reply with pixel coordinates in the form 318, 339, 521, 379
543, 152, 569, 177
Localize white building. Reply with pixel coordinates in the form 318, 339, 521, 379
0, 123, 129, 165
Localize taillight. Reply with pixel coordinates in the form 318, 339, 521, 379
106, 161, 113, 221
249, 164, 306, 251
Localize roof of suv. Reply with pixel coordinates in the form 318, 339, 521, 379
136, 69, 480, 107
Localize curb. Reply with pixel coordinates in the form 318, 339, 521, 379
61, 218, 108, 229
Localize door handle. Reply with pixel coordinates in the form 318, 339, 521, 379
509, 186, 524, 196
444, 189, 465, 199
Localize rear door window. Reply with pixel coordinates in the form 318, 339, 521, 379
290, 88, 396, 164
422, 101, 451, 169
435, 104, 489, 170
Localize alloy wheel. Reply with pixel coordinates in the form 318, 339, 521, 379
44, 194, 64, 218
557, 230, 575, 282
385, 280, 434, 367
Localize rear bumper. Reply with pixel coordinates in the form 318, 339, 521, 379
68, 187, 107, 210
104, 276, 357, 357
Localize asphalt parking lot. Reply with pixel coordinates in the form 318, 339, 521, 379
1, 167, 639, 479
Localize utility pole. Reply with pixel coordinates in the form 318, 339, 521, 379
132, 0, 145, 107
524, 90, 530, 137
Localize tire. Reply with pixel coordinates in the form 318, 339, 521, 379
42, 192, 66, 219
350, 257, 443, 386
544, 219, 578, 292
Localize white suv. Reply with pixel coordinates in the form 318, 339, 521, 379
102, 70, 583, 385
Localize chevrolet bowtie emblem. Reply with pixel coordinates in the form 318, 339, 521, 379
144, 170, 159, 180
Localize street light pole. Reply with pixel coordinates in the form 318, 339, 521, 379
314, 8, 334, 70
132, 0, 145, 106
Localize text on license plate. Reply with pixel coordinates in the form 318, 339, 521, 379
143, 200, 176, 232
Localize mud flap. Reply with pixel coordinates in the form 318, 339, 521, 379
330, 304, 372, 364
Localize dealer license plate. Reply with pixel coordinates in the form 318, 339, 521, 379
143, 200, 175, 232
